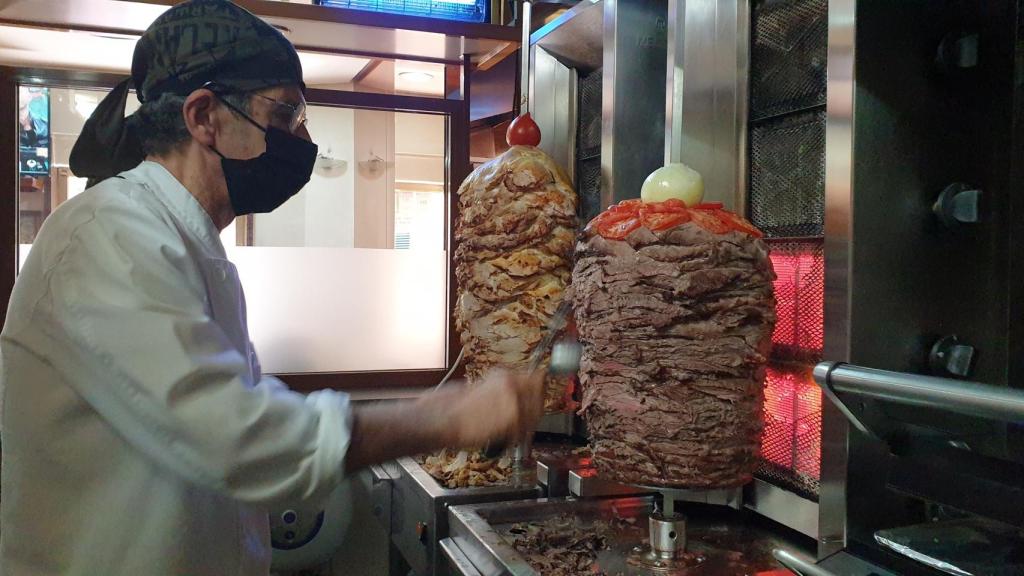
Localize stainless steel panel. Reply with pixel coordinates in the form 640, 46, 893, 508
530, 47, 577, 178
745, 479, 819, 539
823, 0, 1024, 565
439, 537, 483, 576
820, 0, 856, 558
531, 0, 604, 72
665, 0, 750, 211
369, 463, 395, 531
568, 469, 649, 498
602, 0, 668, 206
388, 457, 541, 576
652, 486, 743, 511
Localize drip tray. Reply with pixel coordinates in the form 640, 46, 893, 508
875, 518, 1024, 576
443, 497, 809, 575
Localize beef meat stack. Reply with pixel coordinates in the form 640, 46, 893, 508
573, 198, 776, 488
454, 145, 578, 412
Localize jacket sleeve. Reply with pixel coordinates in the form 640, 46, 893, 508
27, 202, 352, 508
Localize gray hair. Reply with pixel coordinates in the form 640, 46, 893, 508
134, 91, 252, 157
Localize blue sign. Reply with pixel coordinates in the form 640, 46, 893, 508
316, 0, 489, 23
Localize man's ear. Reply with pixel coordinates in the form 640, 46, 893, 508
182, 89, 220, 147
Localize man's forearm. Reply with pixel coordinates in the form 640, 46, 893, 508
343, 394, 456, 474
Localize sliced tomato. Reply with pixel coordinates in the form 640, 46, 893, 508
661, 198, 689, 211
598, 216, 642, 239
694, 202, 724, 210
718, 211, 764, 238
688, 209, 731, 234
611, 199, 644, 213
643, 199, 688, 213
641, 210, 691, 231
587, 208, 632, 232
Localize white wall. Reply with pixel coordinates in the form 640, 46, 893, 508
255, 105, 356, 248
394, 112, 445, 156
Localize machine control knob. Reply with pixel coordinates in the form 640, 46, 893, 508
935, 31, 979, 72
929, 335, 976, 378
933, 182, 982, 228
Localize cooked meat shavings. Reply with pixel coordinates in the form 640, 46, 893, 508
420, 449, 512, 489
508, 515, 617, 576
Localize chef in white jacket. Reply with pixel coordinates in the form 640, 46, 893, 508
0, 1, 544, 575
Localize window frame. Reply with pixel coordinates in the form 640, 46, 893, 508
0, 64, 472, 394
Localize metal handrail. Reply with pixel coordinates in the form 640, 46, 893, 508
814, 362, 1024, 425
773, 549, 839, 576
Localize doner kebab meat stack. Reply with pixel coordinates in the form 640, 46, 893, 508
422, 114, 577, 489
455, 112, 578, 413
573, 163, 776, 488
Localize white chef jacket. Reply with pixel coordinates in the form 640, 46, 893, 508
0, 161, 353, 576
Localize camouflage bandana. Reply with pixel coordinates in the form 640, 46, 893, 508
70, 0, 305, 183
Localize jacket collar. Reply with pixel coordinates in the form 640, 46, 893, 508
125, 161, 227, 258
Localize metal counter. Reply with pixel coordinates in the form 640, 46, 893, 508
442, 496, 813, 576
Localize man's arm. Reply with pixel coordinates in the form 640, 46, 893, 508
344, 371, 544, 474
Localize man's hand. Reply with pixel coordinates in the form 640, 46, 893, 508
343, 370, 546, 474
433, 370, 545, 449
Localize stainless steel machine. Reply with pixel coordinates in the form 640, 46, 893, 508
433, 0, 825, 574
788, 0, 1024, 573
380, 0, 1024, 573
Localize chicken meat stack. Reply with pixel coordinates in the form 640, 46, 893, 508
573, 164, 776, 488
455, 144, 578, 412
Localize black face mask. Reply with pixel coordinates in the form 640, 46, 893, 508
216, 126, 318, 216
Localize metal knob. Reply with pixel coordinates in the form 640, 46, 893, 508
933, 182, 981, 228
929, 335, 976, 378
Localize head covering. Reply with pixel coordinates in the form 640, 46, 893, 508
70, 0, 304, 183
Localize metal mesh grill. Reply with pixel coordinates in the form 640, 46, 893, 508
577, 68, 603, 158
750, 0, 828, 121
759, 363, 822, 500
768, 240, 824, 363
576, 157, 603, 228
749, 109, 826, 238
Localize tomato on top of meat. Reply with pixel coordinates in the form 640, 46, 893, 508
506, 113, 542, 147
587, 199, 763, 239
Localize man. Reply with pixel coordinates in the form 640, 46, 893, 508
0, 1, 543, 574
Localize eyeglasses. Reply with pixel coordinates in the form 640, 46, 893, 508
252, 93, 308, 133
202, 82, 307, 134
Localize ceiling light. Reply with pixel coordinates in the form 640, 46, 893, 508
398, 71, 435, 83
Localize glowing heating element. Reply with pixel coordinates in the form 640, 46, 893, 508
758, 241, 825, 497
769, 243, 825, 358
762, 365, 823, 482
